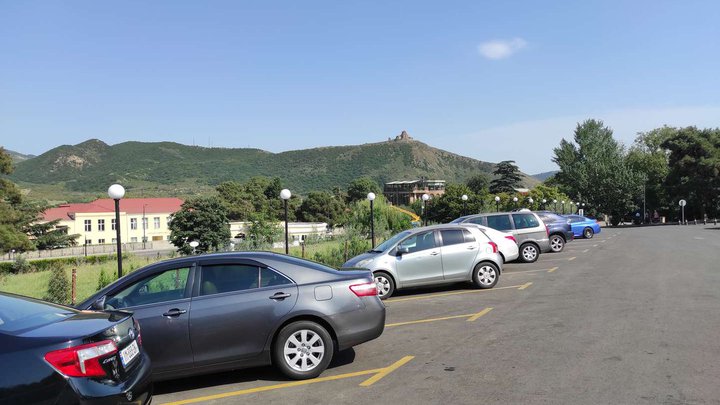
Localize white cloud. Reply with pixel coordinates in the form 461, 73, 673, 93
477, 38, 527, 60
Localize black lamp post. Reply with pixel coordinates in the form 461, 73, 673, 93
280, 189, 291, 254
461, 194, 468, 216
528, 197, 534, 209
367, 192, 376, 247
495, 196, 500, 212
513, 196, 518, 209
422, 193, 430, 226
542, 199, 547, 210
561, 200, 566, 214
108, 184, 125, 278
553, 199, 558, 212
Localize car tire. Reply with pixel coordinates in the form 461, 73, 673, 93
549, 235, 565, 253
472, 262, 499, 289
273, 321, 334, 380
373, 272, 395, 300
583, 227, 594, 239
519, 243, 540, 263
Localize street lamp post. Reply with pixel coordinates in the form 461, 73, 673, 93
513, 196, 518, 209
108, 184, 125, 278
189, 240, 199, 255
422, 194, 430, 226
528, 197, 534, 209
553, 199, 558, 212
280, 189, 292, 254
570, 201, 574, 214
461, 194, 468, 216
542, 199, 547, 210
561, 200, 566, 214
367, 192, 376, 247
495, 196, 500, 212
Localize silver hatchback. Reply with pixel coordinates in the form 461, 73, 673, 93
342, 224, 503, 299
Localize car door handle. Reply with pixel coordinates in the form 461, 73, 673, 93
163, 308, 187, 317
429, 251, 439, 256
270, 292, 292, 300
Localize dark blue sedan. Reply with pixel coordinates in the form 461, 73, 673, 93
565, 215, 602, 239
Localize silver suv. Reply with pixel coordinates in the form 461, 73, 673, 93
342, 224, 503, 299
451, 211, 550, 263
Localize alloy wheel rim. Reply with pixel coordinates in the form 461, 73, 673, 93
523, 246, 537, 260
551, 237, 563, 251
283, 329, 325, 372
375, 275, 391, 297
477, 266, 497, 285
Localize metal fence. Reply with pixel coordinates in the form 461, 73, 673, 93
2, 241, 174, 262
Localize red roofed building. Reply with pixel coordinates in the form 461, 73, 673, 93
42, 198, 184, 246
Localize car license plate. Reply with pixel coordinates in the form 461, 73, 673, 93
120, 340, 139, 368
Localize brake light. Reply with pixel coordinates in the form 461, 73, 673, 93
350, 282, 378, 297
45, 340, 117, 377
134, 319, 143, 346
504, 235, 517, 244
488, 241, 498, 253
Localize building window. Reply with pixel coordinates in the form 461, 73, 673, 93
85, 239, 92, 245
98, 219, 105, 231
142, 217, 148, 230
84, 220, 92, 232
111, 218, 117, 231
154, 217, 161, 229
98, 238, 105, 244
130, 218, 138, 230
131, 237, 138, 242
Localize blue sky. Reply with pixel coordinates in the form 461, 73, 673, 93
1, 0, 719, 173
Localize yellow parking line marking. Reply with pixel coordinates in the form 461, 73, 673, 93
160, 356, 415, 405
547, 267, 558, 273
385, 313, 476, 327
505, 268, 555, 274
593, 244, 598, 247
385, 284, 525, 303
568, 257, 576, 261
518, 282, 533, 290
582, 249, 589, 253
467, 307, 493, 322
359, 356, 415, 386
538, 257, 576, 262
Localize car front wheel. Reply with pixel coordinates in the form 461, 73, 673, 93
549, 235, 565, 253
473, 262, 499, 289
273, 321, 334, 380
583, 227, 595, 239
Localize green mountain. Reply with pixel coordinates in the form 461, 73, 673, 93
10, 137, 537, 198
4, 149, 36, 163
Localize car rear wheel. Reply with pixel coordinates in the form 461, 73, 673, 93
273, 321, 334, 380
519, 243, 539, 263
583, 227, 594, 239
374, 272, 395, 300
549, 235, 565, 253
473, 262, 499, 289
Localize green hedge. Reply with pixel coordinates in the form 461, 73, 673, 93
0, 254, 126, 275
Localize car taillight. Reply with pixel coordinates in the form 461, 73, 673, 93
504, 235, 517, 244
45, 340, 117, 378
350, 282, 378, 297
488, 241, 498, 253
134, 319, 143, 346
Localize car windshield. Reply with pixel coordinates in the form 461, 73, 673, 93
374, 230, 413, 252
0, 294, 75, 334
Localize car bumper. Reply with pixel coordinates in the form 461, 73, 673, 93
70, 352, 153, 405
331, 297, 386, 351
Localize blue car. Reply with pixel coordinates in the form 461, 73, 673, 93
564, 215, 601, 239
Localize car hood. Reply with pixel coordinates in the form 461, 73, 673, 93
342, 251, 382, 268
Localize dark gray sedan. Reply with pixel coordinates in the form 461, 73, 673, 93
78, 252, 385, 381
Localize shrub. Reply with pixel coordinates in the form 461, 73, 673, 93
44, 266, 70, 305
11, 256, 33, 274
97, 268, 116, 291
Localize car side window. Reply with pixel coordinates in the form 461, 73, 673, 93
440, 229, 465, 246
512, 213, 540, 229
486, 215, 512, 231
466, 217, 484, 225
462, 229, 476, 243
200, 264, 259, 296
570, 217, 583, 223
106, 267, 190, 309
398, 231, 436, 253
260, 267, 293, 288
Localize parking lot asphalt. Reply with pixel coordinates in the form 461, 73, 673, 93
153, 225, 720, 404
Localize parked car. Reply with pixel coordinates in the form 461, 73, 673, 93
451, 211, 550, 263
462, 223, 519, 263
342, 224, 503, 299
78, 252, 384, 381
534, 211, 575, 252
564, 215, 602, 238
0, 292, 152, 405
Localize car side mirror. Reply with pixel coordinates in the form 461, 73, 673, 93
397, 246, 410, 256
91, 295, 106, 311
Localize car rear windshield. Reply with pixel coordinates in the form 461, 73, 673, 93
0, 294, 75, 333
538, 212, 566, 223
